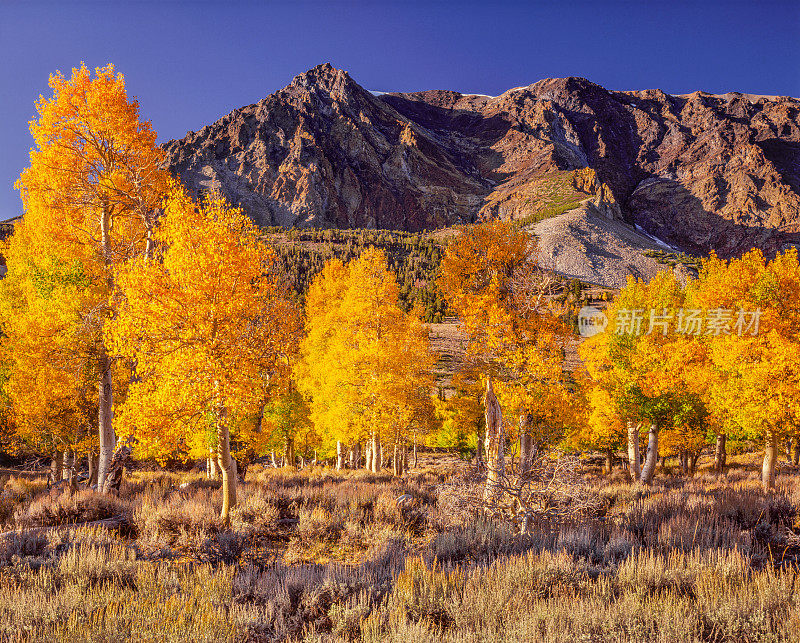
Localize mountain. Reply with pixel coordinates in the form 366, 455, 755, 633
164, 63, 800, 258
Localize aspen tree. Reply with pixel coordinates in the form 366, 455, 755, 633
110, 187, 294, 524
15, 64, 168, 489
0, 218, 100, 480
438, 222, 572, 497
296, 250, 434, 471
692, 249, 800, 490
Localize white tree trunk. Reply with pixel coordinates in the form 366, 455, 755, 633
762, 431, 778, 491
284, 436, 295, 470
370, 434, 380, 473
97, 202, 116, 493
50, 451, 62, 486
216, 418, 237, 526
640, 424, 659, 485
627, 421, 641, 483
370, 432, 379, 472
66, 450, 77, 490
714, 433, 726, 474
61, 451, 70, 481
483, 379, 504, 505
208, 450, 220, 479
87, 453, 98, 487
97, 348, 116, 491
336, 440, 344, 470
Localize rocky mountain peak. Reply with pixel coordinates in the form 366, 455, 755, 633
286, 62, 361, 98
164, 64, 800, 258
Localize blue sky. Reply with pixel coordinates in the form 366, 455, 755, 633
1, 0, 798, 220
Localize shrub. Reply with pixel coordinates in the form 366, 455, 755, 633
297, 507, 343, 543
14, 489, 129, 529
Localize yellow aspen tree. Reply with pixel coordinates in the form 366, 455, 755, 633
15, 63, 169, 489
296, 258, 361, 460
296, 249, 434, 470
0, 218, 100, 480
580, 270, 690, 485
109, 187, 295, 524
568, 384, 625, 475
432, 369, 485, 459
260, 382, 314, 469
691, 248, 800, 490
438, 222, 571, 492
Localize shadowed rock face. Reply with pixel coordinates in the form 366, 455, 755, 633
164, 63, 800, 257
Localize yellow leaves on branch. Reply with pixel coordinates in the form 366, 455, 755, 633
109, 186, 298, 459
438, 221, 536, 359
297, 249, 435, 451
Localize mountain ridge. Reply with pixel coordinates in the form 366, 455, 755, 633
164, 63, 800, 258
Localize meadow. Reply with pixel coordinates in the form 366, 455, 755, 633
1, 455, 799, 642
5, 63, 800, 643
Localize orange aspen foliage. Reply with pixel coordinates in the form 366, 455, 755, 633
14, 63, 169, 489
109, 187, 296, 523
437, 221, 574, 469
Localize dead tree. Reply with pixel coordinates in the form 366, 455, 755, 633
483, 378, 505, 505
437, 447, 598, 535
102, 435, 136, 494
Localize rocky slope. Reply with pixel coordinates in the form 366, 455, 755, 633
164, 63, 800, 258
532, 203, 692, 289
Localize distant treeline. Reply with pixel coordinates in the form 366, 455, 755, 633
263, 227, 449, 322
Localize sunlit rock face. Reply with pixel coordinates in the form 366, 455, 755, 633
164, 63, 800, 257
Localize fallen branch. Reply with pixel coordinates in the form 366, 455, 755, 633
0, 514, 127, 541
0, 469, 46, 481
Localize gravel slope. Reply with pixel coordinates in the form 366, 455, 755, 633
531, 204, 692, 288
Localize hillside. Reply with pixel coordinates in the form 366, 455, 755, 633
164, 63, 800, 259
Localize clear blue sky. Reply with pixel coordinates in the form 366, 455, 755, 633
1, 0, 798, 220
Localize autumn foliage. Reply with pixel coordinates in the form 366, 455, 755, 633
578, 248, 800, 489
109, 186, 297, 522
7, 63, 169, 488
296, 249, 435, 467
4, 61, 800, 540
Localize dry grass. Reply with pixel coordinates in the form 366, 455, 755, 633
1, 463, 799, 641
